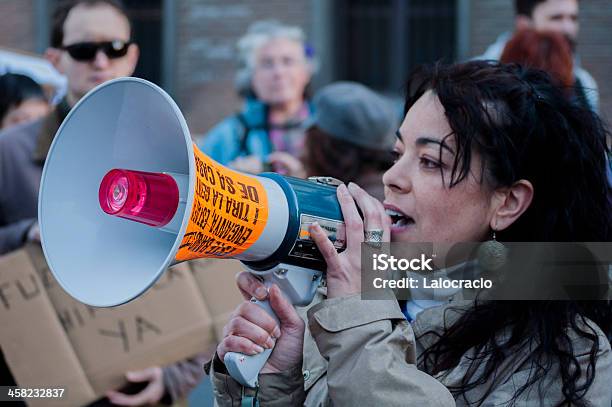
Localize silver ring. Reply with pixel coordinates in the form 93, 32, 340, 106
364, 229, 384, 248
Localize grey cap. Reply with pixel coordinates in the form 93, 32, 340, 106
308, 81, 397, 151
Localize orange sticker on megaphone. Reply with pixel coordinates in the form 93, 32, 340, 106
175, 145, 268, 261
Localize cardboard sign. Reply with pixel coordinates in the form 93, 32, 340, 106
0, 249, 95, 407
188, 258, 246, 342
0, 244, 244, 405
175, 145, 269, 261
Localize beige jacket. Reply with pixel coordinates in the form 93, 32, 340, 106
208, 289, 612, 406
207, 288, 455, 406
413, 304, 612, 406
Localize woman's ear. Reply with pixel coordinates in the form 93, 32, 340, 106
491, 180, 534, 231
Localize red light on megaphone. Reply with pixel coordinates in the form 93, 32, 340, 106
99, 169, 179, 227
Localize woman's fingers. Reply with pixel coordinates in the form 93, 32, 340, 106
336, 183, 364, 253
218, 299, 283, 360
230, 301, 281, 337
267, 151, 296, 167
217, 334, 265, 360
124, 367, 159, 383
267, 152, 306, 178
347, 182, 382, 230
309, 222, 343, 271
268, 285, 303, 331
105, 367, 164, 406
377, 199, 392, 242
236, 271, 268, 300
347, 182, 391, 243
222, 315, 277, 350
230, 155, 263, 174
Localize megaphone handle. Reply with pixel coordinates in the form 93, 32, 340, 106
223, 296, 279, 388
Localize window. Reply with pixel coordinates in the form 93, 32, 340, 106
333, 0, 457, 94
123, 0, 163, 86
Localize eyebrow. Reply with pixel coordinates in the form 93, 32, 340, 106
415, 137, 455, 154
395, 130, 404, 142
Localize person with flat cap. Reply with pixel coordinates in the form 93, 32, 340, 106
268, 81, 398, 201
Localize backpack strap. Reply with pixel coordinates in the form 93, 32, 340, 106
240, 384, 260, 407
235, 112, 251, 157
235, 108, 272, 157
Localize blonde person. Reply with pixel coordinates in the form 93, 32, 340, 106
196, 20, 316, 174
269, 81, 397, 201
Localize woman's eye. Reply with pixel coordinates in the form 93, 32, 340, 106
259, 58, 276, 70
282, 57, 296, 66
419, 157, 441, 169
390, 150, 401, 163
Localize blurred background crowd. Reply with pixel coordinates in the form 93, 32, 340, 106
0, 0, 611, 406
2, 0, 612, 133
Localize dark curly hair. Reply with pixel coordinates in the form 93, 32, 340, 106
408, 61, 611, 406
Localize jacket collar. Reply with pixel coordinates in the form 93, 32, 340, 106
240, 98, 268, 128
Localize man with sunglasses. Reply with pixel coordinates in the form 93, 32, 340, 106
0, 0, 138, 254
45, 1, 138, 108
0, 1, 210, 406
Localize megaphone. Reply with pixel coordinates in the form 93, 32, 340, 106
39, 77, 345, 388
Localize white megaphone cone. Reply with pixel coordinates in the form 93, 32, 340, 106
39, 77, 346, 388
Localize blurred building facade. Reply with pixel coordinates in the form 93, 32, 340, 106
1, 0, 611, 135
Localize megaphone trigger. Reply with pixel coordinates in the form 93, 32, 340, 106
224, 263, 322, 388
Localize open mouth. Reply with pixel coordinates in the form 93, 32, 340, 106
385, 208, 415, 228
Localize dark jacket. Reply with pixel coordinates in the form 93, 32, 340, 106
196, 98, 313, 166
0, 107, 64, 255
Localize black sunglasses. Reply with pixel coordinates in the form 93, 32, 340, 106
61, 40, 131, 62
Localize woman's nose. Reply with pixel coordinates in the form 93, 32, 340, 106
271, 62, 286, 77
382, 161, 411, 193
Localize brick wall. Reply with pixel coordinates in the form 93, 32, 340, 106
468, 0, 514, 57
577, 0, 612, 121
0, 0, 36, 52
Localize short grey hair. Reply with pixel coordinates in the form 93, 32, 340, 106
235, 20, 318, 97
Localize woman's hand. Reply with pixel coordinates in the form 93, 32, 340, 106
27, 221, 40, 242
105, 367, 164, 406
229, 155, 264, 174
217, 273, 305, 374
309, 183, 390, 298
267, 151, 306, 178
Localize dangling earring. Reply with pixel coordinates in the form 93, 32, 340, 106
477, 228, 508, 271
